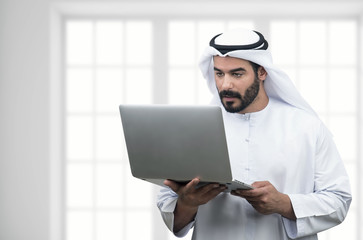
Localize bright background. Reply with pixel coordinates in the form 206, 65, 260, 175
0, 1, 362, 240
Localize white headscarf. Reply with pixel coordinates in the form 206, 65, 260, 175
199, 28, 317, 116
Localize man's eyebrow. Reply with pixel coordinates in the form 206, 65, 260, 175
229, 67, 247, 72
214, 67, 246, 72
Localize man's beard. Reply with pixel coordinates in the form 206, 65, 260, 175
218, 77, 260, 113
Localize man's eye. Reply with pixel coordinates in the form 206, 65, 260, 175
216, 72, 224, 77
233, 73, 243, 77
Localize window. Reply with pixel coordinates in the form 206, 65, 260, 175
65, 20, 154, 240
62, 14, 361, 240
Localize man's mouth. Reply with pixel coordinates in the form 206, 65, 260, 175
223, 97, 237, 101
219, 90, 242, 100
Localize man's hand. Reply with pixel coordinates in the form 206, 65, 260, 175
231, 181, 296, 220
164, 178, 227, 209
164, 178, 227, 233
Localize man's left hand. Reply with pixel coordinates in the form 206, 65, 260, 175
231, 181, 296, 220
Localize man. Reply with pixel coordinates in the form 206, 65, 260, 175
157, 28, 352, 240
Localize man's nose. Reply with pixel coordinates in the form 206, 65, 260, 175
221, 76, 233, 90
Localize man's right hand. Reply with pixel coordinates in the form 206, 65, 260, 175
164, 178, 227, 233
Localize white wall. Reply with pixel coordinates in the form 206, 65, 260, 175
0, 0, 50, 239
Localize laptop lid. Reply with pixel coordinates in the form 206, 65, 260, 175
119, 105, 234, 187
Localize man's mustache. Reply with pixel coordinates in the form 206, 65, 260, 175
219, 90, 242, 99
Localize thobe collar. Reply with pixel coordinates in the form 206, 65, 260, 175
224, 97, 271, 123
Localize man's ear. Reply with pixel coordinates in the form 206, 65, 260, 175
258, 67, 267, 81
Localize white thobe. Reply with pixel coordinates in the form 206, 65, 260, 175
157, 98, 352, 240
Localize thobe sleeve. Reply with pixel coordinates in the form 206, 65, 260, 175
156, 186, 195, 237
282, 124, 352, 239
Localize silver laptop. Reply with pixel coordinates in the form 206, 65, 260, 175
119, 104, 253, 191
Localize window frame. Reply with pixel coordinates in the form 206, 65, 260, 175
50, 2, 363, 240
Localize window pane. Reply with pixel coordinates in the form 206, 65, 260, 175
345, 162, 357, 209
125, 68, 152, 104
329, 21, 357, 65
197, 75, 213, 105
96, 68, 123, 112
96, 21, 123, 65
67, 164, 93, 207
169, 68, 196, 105
96, 211, 123, 240
67, 211, 93, 240
126, 21, 152, 65
270, 21, 297, 65
329, 68, 357, 114
197, 21, 225, 58
326, 210, 356, 239
67, 116, 93, 160
96, 164, 123, 207
125, 169, 152, 208
66, 68, 93, 113
329, 116, 356, 160
299, 21, 326, 65
66, 21, 93, 65
96, 116, 124, 160
169, 21, 196, 66
298, 68, 327, 113
126, 211, 152, 240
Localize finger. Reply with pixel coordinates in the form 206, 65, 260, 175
199, 185, 226, 203
198, 183, 222, 195
183, 178, 200, 194
244, 198, 260, 204
235, 189, 258, 197
251, 181, 269, 188
163, 179, 182, 193
231, 190, 252, 200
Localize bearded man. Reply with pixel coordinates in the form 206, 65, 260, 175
157, 28, 352, 240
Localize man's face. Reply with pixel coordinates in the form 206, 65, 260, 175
213, 56, 263, 113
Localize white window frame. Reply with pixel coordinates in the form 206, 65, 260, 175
50, 2, 363, 240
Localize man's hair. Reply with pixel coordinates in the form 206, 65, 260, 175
249, 61, 261, 76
